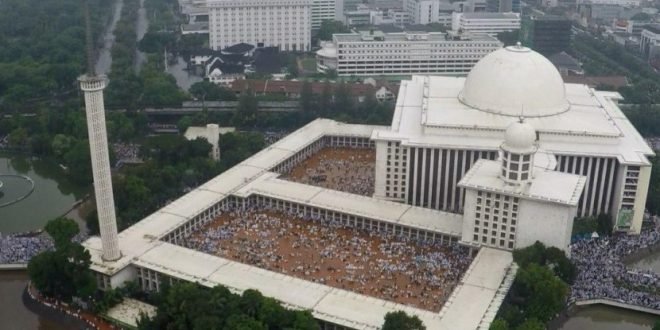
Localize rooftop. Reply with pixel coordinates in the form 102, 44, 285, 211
333, 31, 499, 43
460, 12, 520, 19
105, 299, 157, 328
133, 242, 513, 330
372, 75, 654, 165
458, 159, 586, 206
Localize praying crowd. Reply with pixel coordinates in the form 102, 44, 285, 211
112, 143, 141, 167
570, 218, 660, 310
184, 204, 472, 312
0, 231, 87, 264
283, 147, 376, 196
0, 233, 54, 264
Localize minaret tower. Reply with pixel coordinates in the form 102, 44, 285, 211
500, 118, 537, 186
79, 1, 120, 261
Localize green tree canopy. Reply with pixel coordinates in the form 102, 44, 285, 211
138, 282, 319, 330
382, 311, 426, 330
317, 20, 350, 41
28, 218, 95, 302
44, 217, 79, 249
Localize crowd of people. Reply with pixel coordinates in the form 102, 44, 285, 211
112, 143, 141, 167
185, 204, 472, 312
0, 231, 88, 264
283, 147, 375, 196
0, 233, 54, 264
570, 218, 660, 310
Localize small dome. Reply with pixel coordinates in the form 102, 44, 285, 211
504, 120, 536, 153
458, 44, 569, 117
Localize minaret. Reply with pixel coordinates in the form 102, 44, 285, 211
79, 1, 120, 261
500, 118, 537, 186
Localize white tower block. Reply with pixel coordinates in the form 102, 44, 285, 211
79, 74, 121, 261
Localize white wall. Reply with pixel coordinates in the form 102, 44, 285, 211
516, 199, 577, 253
110, 265, 137, 289
461, 188, 478, 244
374, 140, 389, 199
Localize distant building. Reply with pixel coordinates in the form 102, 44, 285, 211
316, 30, 502, 76
184, 124, 235, 161
451, 12, 521, 35
640, 25, 660, 59
404, 0, 441, 25
205, 57, 246, 86
561, 75, 630, 89
521, 15, 572, 56
312, 0, 338, 30
206, 0, 312, 51
486, 0, 520, 13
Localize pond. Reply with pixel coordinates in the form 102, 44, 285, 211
0, 153, 87, 233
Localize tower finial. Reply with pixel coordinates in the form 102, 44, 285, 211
83, 0, 96, 76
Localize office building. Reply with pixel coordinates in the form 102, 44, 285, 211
451, 12, 521, 35
206, 0, 312, 51
641, 25, 660, 59
521, 15, 572, 55
316, 30, 502, 76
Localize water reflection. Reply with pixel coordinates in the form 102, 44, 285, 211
0, 154, 86, 233
558, 305, 655, 330
0, 271, 66, 330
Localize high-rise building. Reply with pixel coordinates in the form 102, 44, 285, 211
311, 0, 338, 30
404, 0, 441, 24
206, 0, 312, 51
451, 12, 521, 35
79, 75, 120, 262
521, 15, 572, 56
640, 25, 660, 60
486, 0, 520, 12
316, 30, 502, 76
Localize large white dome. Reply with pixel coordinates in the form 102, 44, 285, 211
458, 44, 569, 117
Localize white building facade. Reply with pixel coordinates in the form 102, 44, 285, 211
207, 0, 312, 51
371, 45, 654, 234
452, 12, 521, 35
312, 0, 338, 30
640, 26, 660, 59
404, 0, 441, 24
317, 30, 502, 76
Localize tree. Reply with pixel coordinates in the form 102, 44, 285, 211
382, 311, 426, 330
44, 217, 79, 248
28, 217, 95, 303
300, 81, 316, 115
189, 81, 236, 102
316, 20, 350, 41
514, 318, 544, 330
513, 263, 568, 323
490, 318, 510, 330
652, 320, 660, 330
232, 87, 259, 127
139, 282, 319, 330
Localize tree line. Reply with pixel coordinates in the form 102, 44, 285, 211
0, 0, 113, 113
490, 242, 575, 330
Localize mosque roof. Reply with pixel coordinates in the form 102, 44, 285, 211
459, 45, 570, 118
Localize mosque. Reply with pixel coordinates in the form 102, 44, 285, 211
82, 44, 652, 329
